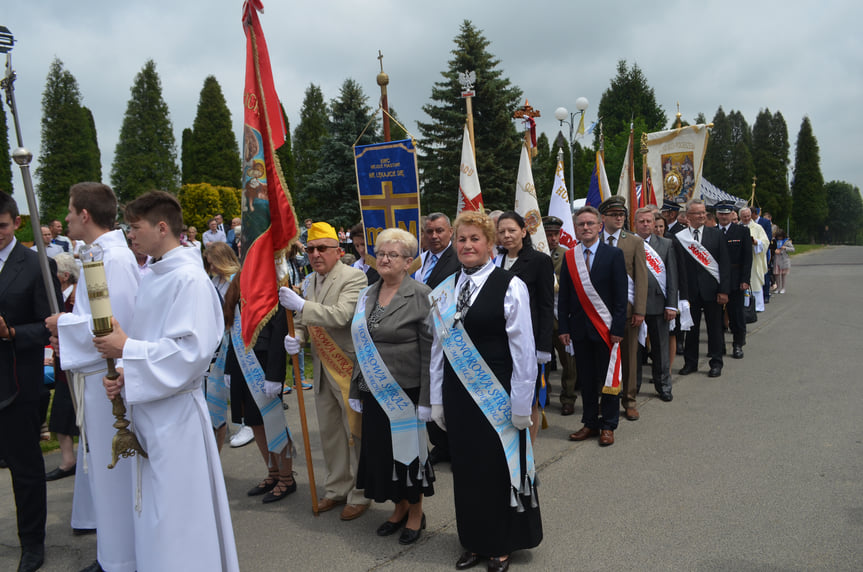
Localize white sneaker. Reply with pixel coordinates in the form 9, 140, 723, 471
779, 289, 785, 294
229, 425, 254, 447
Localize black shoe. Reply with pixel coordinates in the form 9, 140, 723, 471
18, 545, 44, 572
659, 392, 673, 402
708, 367, 722, 378
428, 446, 450, 465
46, 465, 76, 481
262, 479, 297, 503
0, 457, 8, 468
678, 365, 696, 375
247, 476, 279, 497
376, 514, 408, 536
675, 346, 685, 356
79, 561, 104, 572
732, 345, 744, 359
455, 551, 481, 570
398, 513, 426, 545
72, 528, 96, 536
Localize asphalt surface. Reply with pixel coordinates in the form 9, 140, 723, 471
2, 245, 862, 571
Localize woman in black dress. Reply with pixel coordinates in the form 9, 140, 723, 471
430, 211, 542, 572
349, 228, 434, 545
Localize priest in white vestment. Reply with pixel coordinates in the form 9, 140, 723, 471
740, 208, 769, 312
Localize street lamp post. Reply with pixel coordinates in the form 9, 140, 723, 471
554, 97, 589, 207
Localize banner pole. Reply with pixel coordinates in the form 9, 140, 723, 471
286, 311, 319, 516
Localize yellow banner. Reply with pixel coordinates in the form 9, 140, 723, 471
308, 325, 361, 437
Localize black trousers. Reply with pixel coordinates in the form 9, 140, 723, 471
726, 289, 747, 346
574, 338, 620, 430
684, 298, 725, 370
0, 397, 47, 547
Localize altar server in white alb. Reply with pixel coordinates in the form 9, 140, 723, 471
46, 182, 139, 572
93, 191, 238, 572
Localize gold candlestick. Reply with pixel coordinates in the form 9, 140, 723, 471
80, 244, 147, 468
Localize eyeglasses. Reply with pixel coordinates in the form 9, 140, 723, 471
377, 251, 403, 261
306, 245, 337, 253
575, 221, 599, 228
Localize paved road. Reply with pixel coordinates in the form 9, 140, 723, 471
3, 246, 862, 571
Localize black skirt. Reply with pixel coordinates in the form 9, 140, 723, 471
48, 370, 78, 436
356, 386, 434, 504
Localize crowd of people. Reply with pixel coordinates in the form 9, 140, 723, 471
0, 181, 797, 572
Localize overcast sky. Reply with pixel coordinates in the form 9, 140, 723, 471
3, 0, 860, 215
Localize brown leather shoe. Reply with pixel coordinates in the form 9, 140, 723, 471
624, 407, 640, 421
340, 503, 369, 521
561, 403, 575, 416
317, 497, 346, 513
568, 426, 599, 441
599, 429, 614, 446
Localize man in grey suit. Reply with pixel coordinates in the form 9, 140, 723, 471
634, 208, 678, 401
279, 222, 370, 521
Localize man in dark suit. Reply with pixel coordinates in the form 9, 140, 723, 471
417, 213, 460, 464
543, 216, 578, 415
599, 197, 647, 421
716, 201, 752, 359
753, 208, 774, 302
634, 208, 678, 401
662, 200, 685, 235
0, 192, 62, 572
674, 199, 730, 378
559, 206, 628, 446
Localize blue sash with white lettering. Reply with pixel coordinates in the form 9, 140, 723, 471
352, 286, 429, 482
228, 309, 292, 455
430, 276, 537, 508
206, 332, 230, 429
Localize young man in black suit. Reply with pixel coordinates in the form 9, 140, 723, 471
674, 199, 730, 378
716, 201, 752, 359
558, 206, 628, 446
0, 192, 62, 572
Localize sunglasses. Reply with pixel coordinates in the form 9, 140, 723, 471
306, 245, 338, 253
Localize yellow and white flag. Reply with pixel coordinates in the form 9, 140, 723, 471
514, 143, 549, 254
457, 125, 484, 214
548, 150, 576, 248
644, 124, 710, 206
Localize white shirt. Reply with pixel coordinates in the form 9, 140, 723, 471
202, 229, 226, 245
602, 229, 622, 247
31, 242, 65, 258
429, 259, 538, 416
0, 236, 16, 274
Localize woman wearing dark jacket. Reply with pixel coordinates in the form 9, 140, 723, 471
496, 211, 555, 440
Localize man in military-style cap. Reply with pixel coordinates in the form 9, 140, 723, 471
544, 215, 578, 415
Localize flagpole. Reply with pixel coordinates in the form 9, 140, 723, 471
641, 131, 649, 207
459, 70, 477, 162
246, 14, 319, 516
628, 124, 635, 230
376, 51, 390, 142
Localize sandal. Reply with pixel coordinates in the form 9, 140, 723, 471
262, 476, 297, 504
247, 475, 279, 497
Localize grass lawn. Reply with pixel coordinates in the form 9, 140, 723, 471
790, 244, 825, 255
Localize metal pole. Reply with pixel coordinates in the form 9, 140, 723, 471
3, 53, 60, 315
568, 113, 575, 202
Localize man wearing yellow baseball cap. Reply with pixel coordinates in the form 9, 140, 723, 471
279, 221, 371, 520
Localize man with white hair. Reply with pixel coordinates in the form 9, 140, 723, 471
739, 208, 769, 312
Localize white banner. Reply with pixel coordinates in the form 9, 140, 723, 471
548, 152, 576, 248
515, 144, 549, 254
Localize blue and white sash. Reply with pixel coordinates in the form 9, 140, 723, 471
351, 286, 429, 484
206, 309, 292, 455
430, 276, 537, 509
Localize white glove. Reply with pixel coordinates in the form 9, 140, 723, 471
224, 374, 231, 389
511, 414, 533, 430
565, 342, 574, 356
431, 404, 446, 431
263, 380, 282, 399
417, 405, 432, 422
279, 286, 305, 312
349, 398, 363, 413
283, 334, 301, 355
536, 351, 552, 365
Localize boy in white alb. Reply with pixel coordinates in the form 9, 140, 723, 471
93, 191, 238, 572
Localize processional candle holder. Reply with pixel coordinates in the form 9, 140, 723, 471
80, 244, 148, 468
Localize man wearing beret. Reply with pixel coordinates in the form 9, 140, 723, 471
599, 197, 647, 421
543, 216, 578, 415
280, 222, 371, 520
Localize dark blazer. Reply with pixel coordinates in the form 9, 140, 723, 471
0, 242, 61, 408
607, 231, 648, 317
350, 276, 433, 407
558, 242, 628, 343
422, 244, 460, 290
720, 224, 752, 289
645, 234, 679, 315
502, 246, 554, 354
673, 226, 730, 302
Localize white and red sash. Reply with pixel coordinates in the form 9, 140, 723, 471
643, 240, 667, 298
565, 245, 622, 396
676, 229, 720, 283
